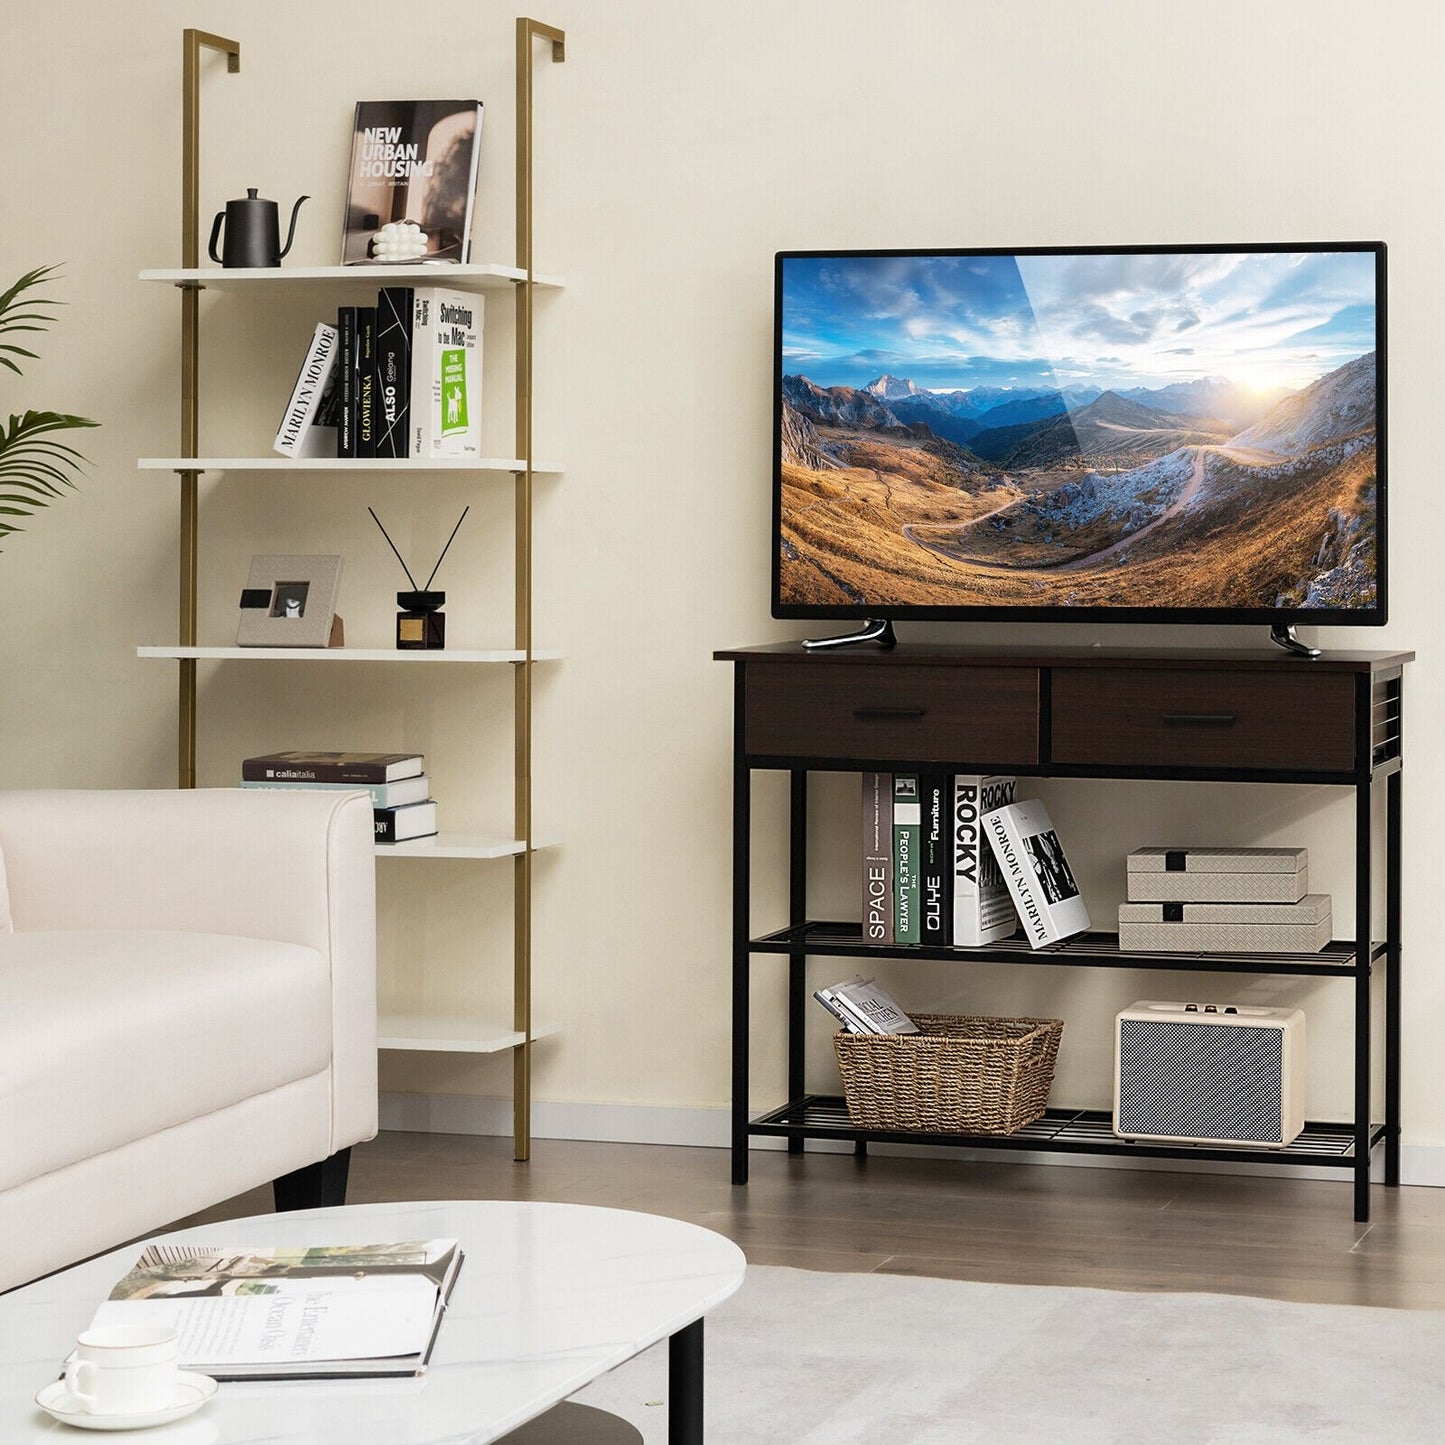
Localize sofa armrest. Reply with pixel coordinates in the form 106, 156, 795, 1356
0, 788, 378, 1151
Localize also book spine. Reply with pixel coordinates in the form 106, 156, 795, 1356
375, 286, 414, 458
952, 775, 1018, 946
272, 322, 339, 457
918, 771, 953, 946
861, 772, 893, 944
892, 773, 921, 946
356, 306, 378, 457
982, 797, 1090, 948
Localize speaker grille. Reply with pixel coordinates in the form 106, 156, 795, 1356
1117, 1018, 1284, 1143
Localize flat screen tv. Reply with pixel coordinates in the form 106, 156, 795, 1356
774, 244, 1385, 643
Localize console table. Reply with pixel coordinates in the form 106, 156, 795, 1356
715, 642, 1412, 1221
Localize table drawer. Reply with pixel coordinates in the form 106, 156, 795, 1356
743, 664, 1040, 765
1050, 669, 1357, 772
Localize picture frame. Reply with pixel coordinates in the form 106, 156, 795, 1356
236, 554, 344, 647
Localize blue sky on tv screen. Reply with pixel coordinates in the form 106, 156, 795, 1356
780, 249, 1377, 396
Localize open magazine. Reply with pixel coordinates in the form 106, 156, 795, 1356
77, 1240, 463, 1380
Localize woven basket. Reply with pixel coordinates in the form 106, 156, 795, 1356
833, 1013, 1063, 1135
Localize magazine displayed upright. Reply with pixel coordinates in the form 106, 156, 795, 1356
76, 1240, 463, 1380
982, 797, 1091, 947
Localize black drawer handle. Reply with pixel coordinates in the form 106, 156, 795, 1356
853, 706, 926, 720
1163, 712, 1237, 726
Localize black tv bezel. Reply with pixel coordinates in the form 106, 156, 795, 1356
771, 241, 1388, 629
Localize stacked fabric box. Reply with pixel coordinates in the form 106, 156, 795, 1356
1119, 847, 1331, 952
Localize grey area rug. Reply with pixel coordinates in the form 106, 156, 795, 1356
570, 1265, 1445, 1443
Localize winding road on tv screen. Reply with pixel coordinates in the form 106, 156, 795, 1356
778, 351, 1378, 612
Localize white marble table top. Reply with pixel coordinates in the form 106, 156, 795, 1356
0, 1199, 747, 1443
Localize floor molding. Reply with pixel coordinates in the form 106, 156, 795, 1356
379, 1092, 1445, 1187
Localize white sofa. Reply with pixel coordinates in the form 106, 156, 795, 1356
0, 788, 378, 1293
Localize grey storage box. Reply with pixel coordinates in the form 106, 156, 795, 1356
1118, 894, 1332, 952
1126, 846, 1308, 903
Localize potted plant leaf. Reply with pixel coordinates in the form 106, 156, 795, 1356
0, 264, 98, 547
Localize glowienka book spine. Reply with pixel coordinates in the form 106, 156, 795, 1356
861, 771, 893, 944
356, 305, 378, 457
982, 797, 1090, 948
952, 775, 1018, 946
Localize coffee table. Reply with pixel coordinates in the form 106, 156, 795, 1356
0, 1199, 747, 1442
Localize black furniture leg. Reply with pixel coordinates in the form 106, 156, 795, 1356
731, 671, 751, 1186
787, 770, 807, 1155
274, 1147, 352, 1211
669, 1318, 704, 1444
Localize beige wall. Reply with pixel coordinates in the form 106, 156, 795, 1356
4, 1, 1441, 1154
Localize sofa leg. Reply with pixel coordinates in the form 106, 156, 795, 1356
273, 1147, 352, 1212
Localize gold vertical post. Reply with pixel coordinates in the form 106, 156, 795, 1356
513, 17, 565, 1162
178, 30, 240, 787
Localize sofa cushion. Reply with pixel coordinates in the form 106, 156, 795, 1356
0, 929, 332, 1193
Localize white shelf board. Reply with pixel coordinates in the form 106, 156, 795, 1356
140, 263, 565, 289
376, 832, 560, 860
377, 1014, 559, 1054
138, 646, 563, 663
138, 456, 563, 475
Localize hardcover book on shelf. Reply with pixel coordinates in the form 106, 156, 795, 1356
861, 771, 893, 944
241, 773, 431, 809
242, 751, 424, 784
983, 797, 1090, 948
892, 773, 921, 945
76, 1240, 462, 1381
409, 287, 484, 457
356, 305, 378, 456
375, 286, 413, 458
815, 976, 918, 1035
341, 100, 484, 266
336, 305, 358, 457
952, 775, 1018, 946
918, 771, 952, 946
374, 799, 439, 843
273, 321, 340, 458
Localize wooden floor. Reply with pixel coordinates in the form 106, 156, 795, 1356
177, 1131, 1445, 1312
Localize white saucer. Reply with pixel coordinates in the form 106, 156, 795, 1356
34, 1372, 217, 1430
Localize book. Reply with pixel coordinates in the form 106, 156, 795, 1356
77, 1240, 462, 1380
815, 976, 919, 1035
336, 305, 357, 457
409, 287, 484, 457
356, 305, 378, 456
918, 771, 953, 946
892, 774, 921, 945
952, 775, 1018, 946
272, 322, 339, 458
861, 772, 892, 944
374, 799, 439, 843
242, 751, 424, 783
982, 797, 1090, 948
375, 286, 413, 458
241, 773, 431, 808
341, 100, 484, 266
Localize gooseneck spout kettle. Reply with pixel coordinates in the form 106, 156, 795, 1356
208, 189, 309, 268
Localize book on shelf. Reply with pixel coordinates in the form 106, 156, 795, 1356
953, 775, 1018, 947
375, 286, 413, 458
241, 751, 424, 784
918, 770, 953, 946
409, 287, 484, 458
861, 771, 893, 944
74, 1239, 462, 1381
375, 799, 439, 843
273, 321, 340, 458
814, 975, 919, 1035
341, 100, 484, 266
241, 773, 431, 809
892, 773, 921, 945
336, 305, 358, 458
356, 305, 378, 456
982, 797, 1090, 948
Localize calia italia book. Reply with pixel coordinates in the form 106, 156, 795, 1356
982, 797, 1090, 948
341, 100, 484, 265
242, 751, 424, 783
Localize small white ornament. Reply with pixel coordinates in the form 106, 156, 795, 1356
371, 220, 428, 262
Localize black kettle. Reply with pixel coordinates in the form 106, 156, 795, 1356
208, 188, 309, 268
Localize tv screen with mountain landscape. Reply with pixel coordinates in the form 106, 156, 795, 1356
774, 244, 1385, 624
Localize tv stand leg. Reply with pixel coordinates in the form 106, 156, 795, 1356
1270, 625, 1321, 659
802, 618, 897, 650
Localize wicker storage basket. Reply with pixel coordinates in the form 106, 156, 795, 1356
833, 1013, 1063, 1135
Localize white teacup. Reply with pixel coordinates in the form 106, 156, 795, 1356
64, 1324, 179, 1416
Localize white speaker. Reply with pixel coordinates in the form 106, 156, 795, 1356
1113, 1001, 1305, 1148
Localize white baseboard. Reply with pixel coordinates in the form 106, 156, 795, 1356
378, 1092, 1445, 1187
